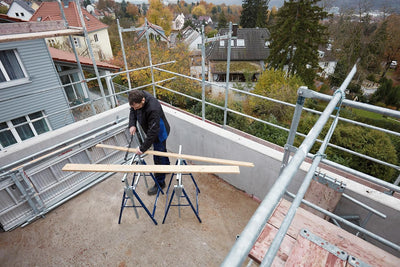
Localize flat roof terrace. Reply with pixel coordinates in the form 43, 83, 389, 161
0, 170, 259, 266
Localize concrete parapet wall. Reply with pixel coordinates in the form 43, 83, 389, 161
162, 104, 400, 257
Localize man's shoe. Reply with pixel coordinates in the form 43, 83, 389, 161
147, 182, 165, 195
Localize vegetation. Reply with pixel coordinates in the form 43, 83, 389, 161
267, 0, 328, 88
240, 0, 269, 28
94, 0, 399, 182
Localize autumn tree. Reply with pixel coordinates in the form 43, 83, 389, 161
192, 5, 206, 18
248, 68, 304, 123
267, 0, 328, 88
380, 14, 400, 77
126, 3, 139, 21
147, 0, 173, 35
240, 0, 269, 28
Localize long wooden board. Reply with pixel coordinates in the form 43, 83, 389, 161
62, 163, 240, 174
96, 143, 254, 167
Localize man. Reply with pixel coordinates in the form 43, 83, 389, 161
128, 90, 170, 195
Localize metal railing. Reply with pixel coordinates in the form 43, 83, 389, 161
1, 6, 399, 262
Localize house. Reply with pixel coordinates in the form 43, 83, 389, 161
6, 0, 35, 21
0, 0, 13, 9
137, 20, 169, 44
30, 1, 113, 61
172, 13, 185, 31
198, 15, 212, 25
49, 46, 120, 109
317, 46, 337, 79
0, 13, 25, 23
206, 27, 270, 83
0, 21, 120, 150
180, 26, 201, 52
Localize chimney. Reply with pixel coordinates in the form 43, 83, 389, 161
232, 23, 238, 37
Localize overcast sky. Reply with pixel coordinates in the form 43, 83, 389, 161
203, 0, 284, 7
127, 0, 285, 8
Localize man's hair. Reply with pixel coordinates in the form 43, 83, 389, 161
128, 90, 145, 105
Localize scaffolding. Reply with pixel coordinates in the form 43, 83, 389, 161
0, 2, 400, 263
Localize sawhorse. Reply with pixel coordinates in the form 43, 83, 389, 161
118, 153, 164, 225
162, 146, 201, 224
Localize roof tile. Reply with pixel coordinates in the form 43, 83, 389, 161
30, 1, 108, 32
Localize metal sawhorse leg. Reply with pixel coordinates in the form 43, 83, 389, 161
118, 154, 165, 225
162, 146, 201, 224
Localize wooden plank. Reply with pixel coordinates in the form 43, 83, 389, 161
302, 179, 343, 220
285, 233, 347, 267
249, 223, 296, 266
62, 163, 240, 174
96, 143, 255, 167
268, 199, 399, 267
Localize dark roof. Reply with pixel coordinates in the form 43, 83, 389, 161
207, 28, 270, 61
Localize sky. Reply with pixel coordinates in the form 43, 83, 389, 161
127, 0, 285, 8
204, 0, 284, 7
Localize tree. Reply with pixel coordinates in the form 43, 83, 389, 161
192, 5, 206, 18
380, 14, 400, 78
240, 0, 269, 28
126, 3, 139, 21
267, 0, 328, 88
248, 68, 304, 122
218, 11, 227, 29
147, 0, 173, 35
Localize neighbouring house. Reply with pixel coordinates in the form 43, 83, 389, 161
317, 46, 337, 79
86, 4, 105, 20
136, 20, 169, 44
49, 46, 120, 109
206, 27, 270, 83
6, 0, 35, 21
180, 26, 201, 52
0, 20, 120, 150
0, 13, 25, 23
172, 13, 185, 31
361, 80, 379, 96
198, 15, 212, 25
30, 1, 113, 61
0, 0, 12, 8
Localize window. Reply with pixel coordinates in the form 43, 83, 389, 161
0, 49, 27, 84
219, 40, 224, 47
237, 39, 245, 47
72, 37, 81, 48
231, 40, 234, 47
0, 112, 50, 149
15, 13, 19, 17
94, 34, 98, 42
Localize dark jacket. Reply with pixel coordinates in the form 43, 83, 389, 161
128, 91, 170, 152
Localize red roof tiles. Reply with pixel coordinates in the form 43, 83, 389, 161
30, 1, 108, 33
48, 46, 120, 70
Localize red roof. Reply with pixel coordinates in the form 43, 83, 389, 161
30, 1, 108, 32
48, 46, 120, 70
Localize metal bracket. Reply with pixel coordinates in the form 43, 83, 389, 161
313, 172, 346, 193
347, 255, 372, 267
284, 144, 298, 153
300, 229, 348, 261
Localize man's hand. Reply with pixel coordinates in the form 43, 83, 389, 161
129, 126, 137, 135
136, 146, 143, 155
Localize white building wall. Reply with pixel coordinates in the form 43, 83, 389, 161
7, 3, 33, 21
